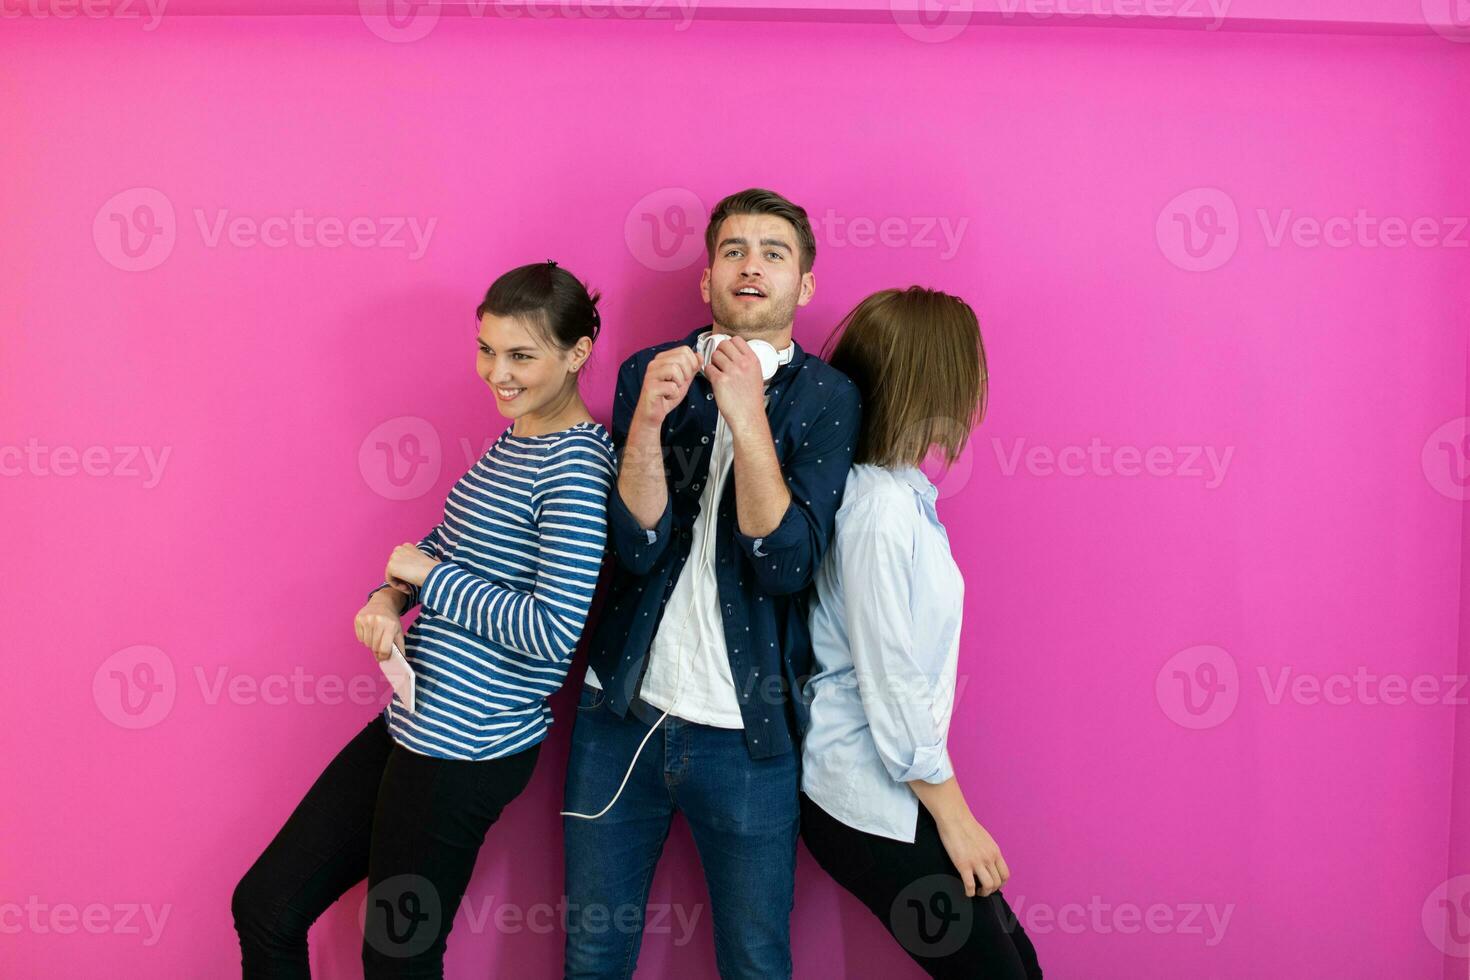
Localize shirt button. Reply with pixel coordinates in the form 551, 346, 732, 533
701, 436, 710, 444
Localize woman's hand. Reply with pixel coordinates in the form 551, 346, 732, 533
934, 811, 1011, 898
908, 776, 1011, 898
355, 597, 407, 663
385, 542, 438, 588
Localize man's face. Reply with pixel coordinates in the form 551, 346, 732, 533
700, 212, 814, 337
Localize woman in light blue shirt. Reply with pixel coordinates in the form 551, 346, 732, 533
800, 287, 1043, 979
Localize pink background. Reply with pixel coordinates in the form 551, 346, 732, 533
4, 6, 1469, 978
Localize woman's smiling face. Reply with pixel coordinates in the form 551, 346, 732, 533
476, 312, 581, 423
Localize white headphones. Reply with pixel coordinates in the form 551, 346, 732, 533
696, 331, 784, 382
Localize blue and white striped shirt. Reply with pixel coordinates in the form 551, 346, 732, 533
368, 420, 616, 761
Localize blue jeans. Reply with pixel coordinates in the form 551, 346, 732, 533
561, 683, 799, 979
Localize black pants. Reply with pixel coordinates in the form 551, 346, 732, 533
231, 714, 540, 979
799, 792, 1043, 980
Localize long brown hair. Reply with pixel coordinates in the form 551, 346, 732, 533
822, 286, 988, 468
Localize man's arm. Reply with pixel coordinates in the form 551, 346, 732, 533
619, 416, 671, 532
708, 339, 862, 596
606, 346, 701, 574
728, 407, 791, 538
735, 378, 861, 595
707, 336, 793, 540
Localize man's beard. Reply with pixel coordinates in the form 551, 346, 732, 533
709, 288, 798, 338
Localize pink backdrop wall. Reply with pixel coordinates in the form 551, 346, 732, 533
4, 7, 1468, 978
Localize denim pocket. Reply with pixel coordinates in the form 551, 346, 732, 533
576, 684, 606, 712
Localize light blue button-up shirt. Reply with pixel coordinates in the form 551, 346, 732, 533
801, 463, 965, 842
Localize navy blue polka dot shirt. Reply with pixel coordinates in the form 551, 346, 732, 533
585, 324, 862, 760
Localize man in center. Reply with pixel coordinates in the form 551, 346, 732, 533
560, 187, 862, 979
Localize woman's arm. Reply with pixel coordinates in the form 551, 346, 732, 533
357, 524, 447, 661
413, 444, 614, 662
908, 776, 1011, 898
839, 493, 1011, 898
369, 522, 449, 611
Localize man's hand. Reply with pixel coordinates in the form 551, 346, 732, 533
634, 347, 702, 431
704, 336, 766, 437
618, 347, 700, 533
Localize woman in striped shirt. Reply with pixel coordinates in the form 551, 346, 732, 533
233, 261, 617, 978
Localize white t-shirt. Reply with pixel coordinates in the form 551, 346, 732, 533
586, 336, 794, 728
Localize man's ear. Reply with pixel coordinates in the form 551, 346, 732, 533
699, 266, 712, 304
797, 269, 816, 308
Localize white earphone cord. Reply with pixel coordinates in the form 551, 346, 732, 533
559, 576, 695, 821
560, 414, 725, 820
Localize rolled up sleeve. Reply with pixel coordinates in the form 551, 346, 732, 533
607, 479, 671, 575
734, 380, 861, 595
